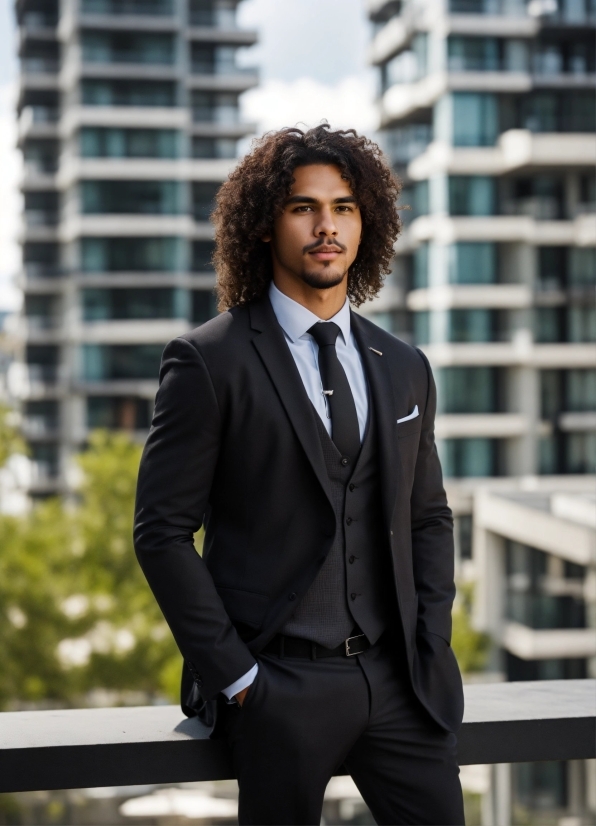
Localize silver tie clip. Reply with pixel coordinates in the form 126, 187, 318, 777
369, 347, 383, 356
322, 390, 334, 396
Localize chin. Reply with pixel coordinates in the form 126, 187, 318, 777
300, 269, 346, 290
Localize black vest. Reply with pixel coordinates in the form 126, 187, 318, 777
282, 398, 395, 648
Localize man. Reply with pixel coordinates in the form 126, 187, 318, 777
134, 124, 464, 825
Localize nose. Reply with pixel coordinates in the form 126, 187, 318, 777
313, 206, 338, 239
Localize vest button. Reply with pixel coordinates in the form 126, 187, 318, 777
341, 457, 349, 466
350, 593, 358, 601
349, 483, 355, 491
349, 555, 356, 564
345, 517, 352, 525
289, 592, 297, 601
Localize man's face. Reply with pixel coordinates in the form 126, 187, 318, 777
266, 164, 362, 291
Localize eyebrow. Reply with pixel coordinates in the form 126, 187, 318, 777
285, 195, 358, 205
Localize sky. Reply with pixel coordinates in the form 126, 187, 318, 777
0, 0, 376, 311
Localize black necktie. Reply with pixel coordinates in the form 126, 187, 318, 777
308, 322, 361, 462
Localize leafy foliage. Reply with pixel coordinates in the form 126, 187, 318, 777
451, 582, 490, 674
0, 430, 181, 709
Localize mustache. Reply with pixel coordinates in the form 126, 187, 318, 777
302, 238, 347, 254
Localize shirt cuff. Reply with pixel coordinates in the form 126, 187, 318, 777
221, 663, 259, 703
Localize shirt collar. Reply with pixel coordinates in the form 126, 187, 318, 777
269, 281, 351, 345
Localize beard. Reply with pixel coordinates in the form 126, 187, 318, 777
299, 265, 347, 290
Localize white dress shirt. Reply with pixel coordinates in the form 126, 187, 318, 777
221, 282, 369, 702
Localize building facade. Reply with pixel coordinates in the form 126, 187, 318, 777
367, 0, 595, 820
13, 0, 257, 496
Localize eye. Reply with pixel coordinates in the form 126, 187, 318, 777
293, 205, 313, 213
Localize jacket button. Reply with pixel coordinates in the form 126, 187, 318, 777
346, 517, 352, 525
349, 484, 355, 491
350, 593, 358, 601
349, 555, 356, 564
341, 457, 349, 466
289, 592, 297, 601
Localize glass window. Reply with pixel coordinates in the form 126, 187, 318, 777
192, 290, 218, 324
81, 0, 173, 13
537, 246, 566, 290
535, 308, 563, 342
82, 80, 176, 107
568, 306, 596, 342
192, 241, 215, 272
82, 288, 185, 320
445, 309, 496, 342
436, 367, 499, 413
567, 370, 596, 411
81, 344, 164, 380
87, 397, 153, 430
81, 180, 183, 215
439, 438, 498, 477
191, 92, 238, 123
452, 93, 498, 146
413, 244, 429, 289
192, 137, 236, 159
566, 432, 596, 473
192, 182, 220, 221
81, 31, 175, 64
80, 127, 179, 158
449, 176, 495, 216
412, 311, 430, 345
448, 36, 501, 71
448, 243, 497, 284
81, 237, 186, 272
569, 247, 596, 286
189, 0, 237, 27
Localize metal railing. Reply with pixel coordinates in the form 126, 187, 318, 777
0, 679, 594, 793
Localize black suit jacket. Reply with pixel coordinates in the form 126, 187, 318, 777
133, 294, 464, 733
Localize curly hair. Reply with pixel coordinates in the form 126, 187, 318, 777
212, 124, 401, 311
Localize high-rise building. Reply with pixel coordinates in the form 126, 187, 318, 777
13, 0, 258, 496
367, 0, 596, 817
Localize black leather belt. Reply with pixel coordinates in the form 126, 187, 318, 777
263, 632, 370, 660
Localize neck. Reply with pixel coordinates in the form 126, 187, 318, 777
272, 272, 348, 320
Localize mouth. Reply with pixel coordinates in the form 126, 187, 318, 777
308, 247, 343, 261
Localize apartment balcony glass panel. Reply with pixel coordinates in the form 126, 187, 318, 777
20, 10, 59, 28
436, 367, 501, 413
23, 243, 60, 278
448, 0, 527, 13
448, 242, 497, 284
502, 176, 565, 221
81, 0, 174, 14
413, 243, 429, 290
24, 190, 59, 227
540, 431, 596, 473
443, 93, 499, 147
24, 401, 59, 436
87, 397, 153, 430
569, 248, 596, 287
191, 45, 239, 75
24, 294, 60, 329
192, 182, 220, 221
192, 137, 236, 159
382, 124, 432, 167
189, 0, 237, 28
413, 308, 507, 343
82, 287, 187, 320
82, 80, 177, 107
23, 140, 59, 173
439, 437, 500, 477
533, 36, 595, 76
191, 92, 238, 123
81, 344, 163, 380
80, 127, 180, 158
518, 91, 596, 133
192, 290, 218, 325
81, 237, 186, 272
399, 181, 429, 226
535, 307, 596, 343
541, 369, 596, 417
30, 442, 60, 480
449, 177, 496, 216
81, 180, 183, 215
81, 31, 175, 65
447, 36, 503, 72
192, 240, 215, 272
507, 652, 587, 681
381, 34, 428, 92
26, 345, 60, 383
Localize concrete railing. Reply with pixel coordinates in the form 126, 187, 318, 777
1, 679, 594, 794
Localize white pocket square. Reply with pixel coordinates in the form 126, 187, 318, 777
397, 405, 419, 424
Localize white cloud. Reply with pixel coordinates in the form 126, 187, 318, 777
0, 82, 22, 311
240, 74, 378, 140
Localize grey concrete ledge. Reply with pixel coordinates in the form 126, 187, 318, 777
1, 679, 594, 793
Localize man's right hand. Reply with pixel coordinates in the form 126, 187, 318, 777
235, 685, 250, 706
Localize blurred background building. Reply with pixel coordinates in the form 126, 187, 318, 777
11, 0, 257, 496
367, 0, 596, 821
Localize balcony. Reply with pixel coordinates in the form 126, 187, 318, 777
0, 680, 594, 796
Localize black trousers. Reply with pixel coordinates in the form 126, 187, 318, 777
224, 638, 464, 825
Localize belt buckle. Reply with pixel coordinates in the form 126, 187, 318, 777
345, 633, 366, 656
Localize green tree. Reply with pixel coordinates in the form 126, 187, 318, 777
0, 429, 182, 709
451, 582, 490, 674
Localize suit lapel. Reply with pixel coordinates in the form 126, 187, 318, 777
351, 312, 400, 533
249, 296, 334, 510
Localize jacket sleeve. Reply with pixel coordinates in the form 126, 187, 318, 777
410, 348, 456, 644
133, 336, 256, 699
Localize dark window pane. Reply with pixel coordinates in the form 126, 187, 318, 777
82, 80, 176, 106
82, 344, 164, 380
448, 243, 497, 284
81, 180, 183, 214
436, 367, 499, 413
80, 127, 179, 158
192, 290, 217, 324
192, 182, 220, 221
192, 241, 215, 271
87, 396, 153, 429
440, 438, 498, 477
81, 237, 186, 272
